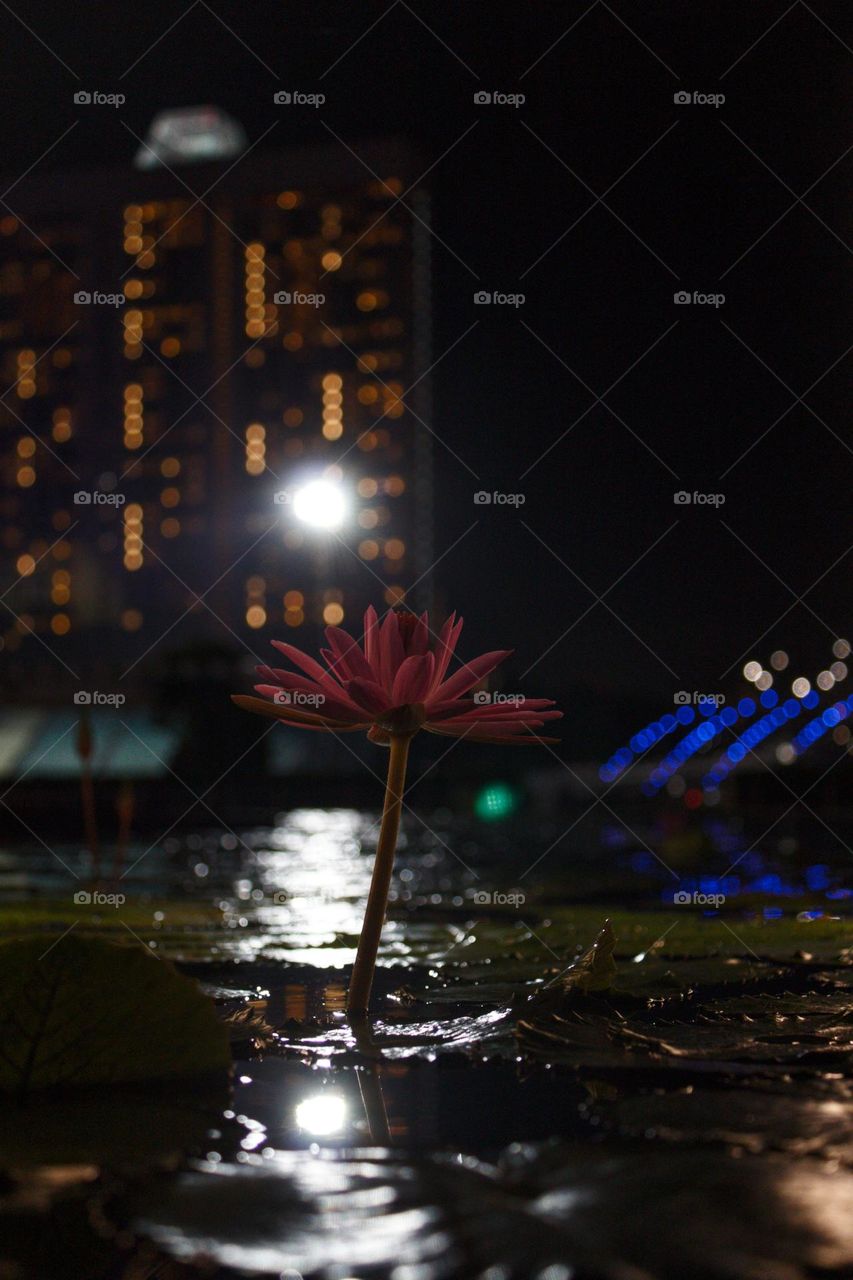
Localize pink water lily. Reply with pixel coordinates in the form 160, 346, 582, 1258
233, 605, 561, 1018
231, 606, 562, 745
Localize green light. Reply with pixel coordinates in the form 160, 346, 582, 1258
474, 781, 519, 821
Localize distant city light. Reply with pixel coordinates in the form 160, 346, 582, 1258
292, 479, 347, 530
134, 107, 247, 170
474, 781, 519, 821
743, 661, 762, 682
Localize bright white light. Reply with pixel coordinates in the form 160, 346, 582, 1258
792, 677, 811, 698
743, 660, 762, 682
294, 1092, 348, 1135
292, 480, 347, 530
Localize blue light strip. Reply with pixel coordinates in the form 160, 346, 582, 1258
701, 689, 819, 788
639, 698, 765, 796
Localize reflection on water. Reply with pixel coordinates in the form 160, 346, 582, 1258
294, 1091, 349, 1137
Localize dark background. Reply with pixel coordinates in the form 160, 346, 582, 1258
1, 1, 850, 755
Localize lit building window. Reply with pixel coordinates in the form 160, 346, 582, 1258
161, 456, 180, 477
358, 540, 379, 560
322, 603, 344, 625
245, 574, 266, 629
160, 486, 180, 508
124, 503, 143, 571
123, 310, 144, 359
52, 407, 72, 442
384, 585, 405, 606
384, 539, 405, 561
16, 466, 35, 488
51, 614, 70, 636
16, 349, 35, 399
321, 250, 342, 271
245, 423, 266, 475
16, 554, 35, 577
51, 570, 70, 605
121, 609, 143, 631
357, 478, 378, 498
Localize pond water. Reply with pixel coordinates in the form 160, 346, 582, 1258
1, 804, 851, 1278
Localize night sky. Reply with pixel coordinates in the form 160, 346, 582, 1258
2, 2, 850, 752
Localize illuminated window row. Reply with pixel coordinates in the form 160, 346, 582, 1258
245, 423, 265, 475
123, 503, 143, 571
124, 383, 143, 449
322, 372, 343, 440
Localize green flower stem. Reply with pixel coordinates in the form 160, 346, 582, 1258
347, 733, 411, 1017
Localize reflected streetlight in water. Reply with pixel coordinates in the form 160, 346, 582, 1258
294, 1092, 348, 1136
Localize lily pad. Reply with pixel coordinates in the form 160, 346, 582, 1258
0, 934, 231, 1094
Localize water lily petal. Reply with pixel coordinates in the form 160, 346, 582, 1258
432, 649, 512, 703
392, 654, 435, 705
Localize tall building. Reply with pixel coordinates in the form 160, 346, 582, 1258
0, 116, 433, 699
